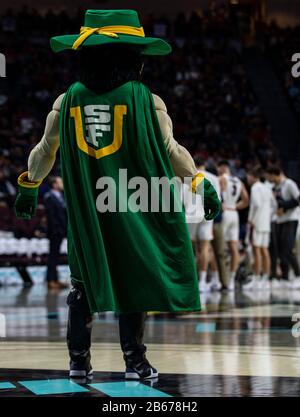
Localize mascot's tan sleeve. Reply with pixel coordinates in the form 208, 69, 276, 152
152, 94, 197, 179
28, 93, 65, 181
28, 92, 197, 182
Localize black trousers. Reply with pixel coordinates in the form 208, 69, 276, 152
66, 281, 147, 367
46, 234, 64, 282
270, 222, 279, 278
277, 220, 300, 280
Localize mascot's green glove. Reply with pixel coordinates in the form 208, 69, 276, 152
14, 171, 42, 219
191, 173, 221, 221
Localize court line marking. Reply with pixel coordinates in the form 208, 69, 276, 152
89, 381, 171, 397
18, 379, 89, 395
0, 382, 16, 389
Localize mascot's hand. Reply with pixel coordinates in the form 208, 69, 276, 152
203, 178, 221, 220
14, 171, 42, 219
191, 173, 221, 221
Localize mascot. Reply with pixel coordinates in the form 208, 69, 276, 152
15, 9, 220, 380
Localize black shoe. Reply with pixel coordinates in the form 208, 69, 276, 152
125, 357, 158, 380
69, 360, 93, 379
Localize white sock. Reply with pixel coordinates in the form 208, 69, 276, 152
261, 273, 269, 281
211, 271, 219, 281
230, 272, 236, 282
199, 271, 207, 284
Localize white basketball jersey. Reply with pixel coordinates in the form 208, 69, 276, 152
182, 176, 204, 224
248, 181, 272, 232
201, 170, 221, 199
222, 174, 242, 209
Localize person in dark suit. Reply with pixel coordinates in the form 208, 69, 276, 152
44, 176, 68, 290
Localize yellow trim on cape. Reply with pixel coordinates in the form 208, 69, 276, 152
70, 105, 127, 159
18, 171, 42, 188
191, 172, 205, 193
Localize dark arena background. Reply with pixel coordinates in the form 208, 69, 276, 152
0, 0, 300, 403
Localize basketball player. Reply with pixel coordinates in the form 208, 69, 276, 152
217, 160, 249, 290
266, 165, 300, 289
196, 158, 221, 292
244, 167, 273, 290
182, 176, 205, 253
264, 176, 279, 283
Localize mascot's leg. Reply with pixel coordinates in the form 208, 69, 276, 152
67, 280, 93, 379
119, 312, 158, 380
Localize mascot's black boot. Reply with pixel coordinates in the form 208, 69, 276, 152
119, 312, 158, 379
67, 284, 157, 380
67, 283, 93, 379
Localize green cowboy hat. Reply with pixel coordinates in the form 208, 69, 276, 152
50, 9, 172, 55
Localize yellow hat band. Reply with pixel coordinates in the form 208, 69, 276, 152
72, 25, 145, 50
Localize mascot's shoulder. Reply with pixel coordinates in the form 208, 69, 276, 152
152, 93, 167, 113
53, 93, 66, 112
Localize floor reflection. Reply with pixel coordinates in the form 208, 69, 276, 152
0, 284, 300, 396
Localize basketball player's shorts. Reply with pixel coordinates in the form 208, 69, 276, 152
223, 210, 239, 242
252, 229, 270, 248
187, 221, 213, 242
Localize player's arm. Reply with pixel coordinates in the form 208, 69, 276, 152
219, 175, 227, 210
236, 182, 249, 210
248, 206, 258, 227
247, 190, 259, 226
277, 181, 300, 211
219, 175, 227, 193
153, 93, 220, 220
14, 94, 65, 219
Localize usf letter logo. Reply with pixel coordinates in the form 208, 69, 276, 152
70, 104, 127, 159
0, 53, 6, 77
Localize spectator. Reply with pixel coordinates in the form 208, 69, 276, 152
44, 176, 68, 290
0, 169, 15, 206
